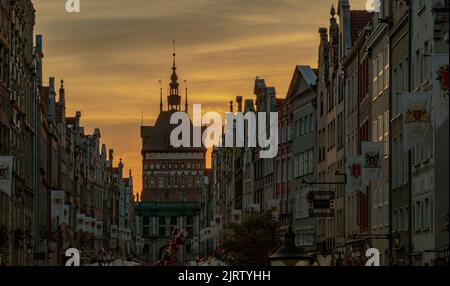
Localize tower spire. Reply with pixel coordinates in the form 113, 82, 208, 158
159, 79, 163, 111
184, 80, 188, 113
168, 39, 181, 111
172, 39, 176, 69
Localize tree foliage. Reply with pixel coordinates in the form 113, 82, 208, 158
221, 211, 282, 266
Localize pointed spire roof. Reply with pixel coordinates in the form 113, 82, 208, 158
167, 40, 181, 111
169, 40, 179, 90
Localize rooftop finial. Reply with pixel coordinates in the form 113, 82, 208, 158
172, 38, 176, 69
168, 39, 181, 111
184, 80, 188, 113
330, 5, 336, 18
159, 79, 163, 111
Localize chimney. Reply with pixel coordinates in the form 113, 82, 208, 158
48, 77, 56, 118
229, 101, 234, 112
101, 144, 107, 160
236, 96, 243, 112
36, 35, 43, 86
109, 149, 114, 163
59, 79, 65, 106
118, 158, 124, 178
94, 128, 101, 138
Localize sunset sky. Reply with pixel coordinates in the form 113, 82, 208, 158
34, 0, 366, 195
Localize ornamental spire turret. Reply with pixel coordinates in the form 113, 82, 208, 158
168, 40, 181, 111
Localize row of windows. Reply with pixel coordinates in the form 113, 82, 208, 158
276, 158, 291, 184
142, 216, 195, 237
413, 198, 433, 233
412, 41, 433, 91
392, 198, 434, 233
294, 150, 314, 178
294, 113, 314, 138
372, 111, 390, 157
372, 183, 389, 229
144, 162, 203, 171
145, 175, 202, 189
327, 119, 336, 150
393, 207, 409, 232
392, 134, 408, 188
373, 45, 390, 98
279, 112, 316, 144
143, 216, 194, 226
279, 122, 292, 144
337, 112, 344, 150
0, 44, 10, 85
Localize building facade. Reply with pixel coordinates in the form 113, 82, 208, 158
367, 1, 391, 265
137, 52, 205, 265
289, 65, 318, 249
409, 0, 449, 266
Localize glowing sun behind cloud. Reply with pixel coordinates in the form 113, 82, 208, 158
33, 0, 366, 195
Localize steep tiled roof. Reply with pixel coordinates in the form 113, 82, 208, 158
141, 110, 206, 152
350, 10, 372, 44
286, 65, 318, 100
276, 98, 286, 107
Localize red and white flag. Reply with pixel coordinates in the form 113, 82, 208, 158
362, 142, 384, 186
401, 92, 432, 150
431, 54, 449, 129
231, 209, 242, 224
346, 155, 364, 191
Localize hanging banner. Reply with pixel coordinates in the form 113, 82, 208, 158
84, 216, 92, 234
401, 92, 432, 150
0, 156, 13, 197
268, 199, 280, 221
76, 214, 85, 232
346, 155, 363, 192
200, 229, 206, 242
61, 205, 70, 226
362, 142, 384, 186
231, 209, 242, 224
213, 215, 222, 230
51, 191, 65, 228
191, 237, 199, 251
96, 220, 103, 238
431, 54, 449, 129
110, 225, 118, 239
118, 227, 124, 240
208, 228, 213, 240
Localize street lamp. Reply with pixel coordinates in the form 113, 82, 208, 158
269, 226, 314, 266
315, 242, 334, 266
48, 250, 54, 260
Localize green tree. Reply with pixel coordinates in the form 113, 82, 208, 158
221, 211, 282, 266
